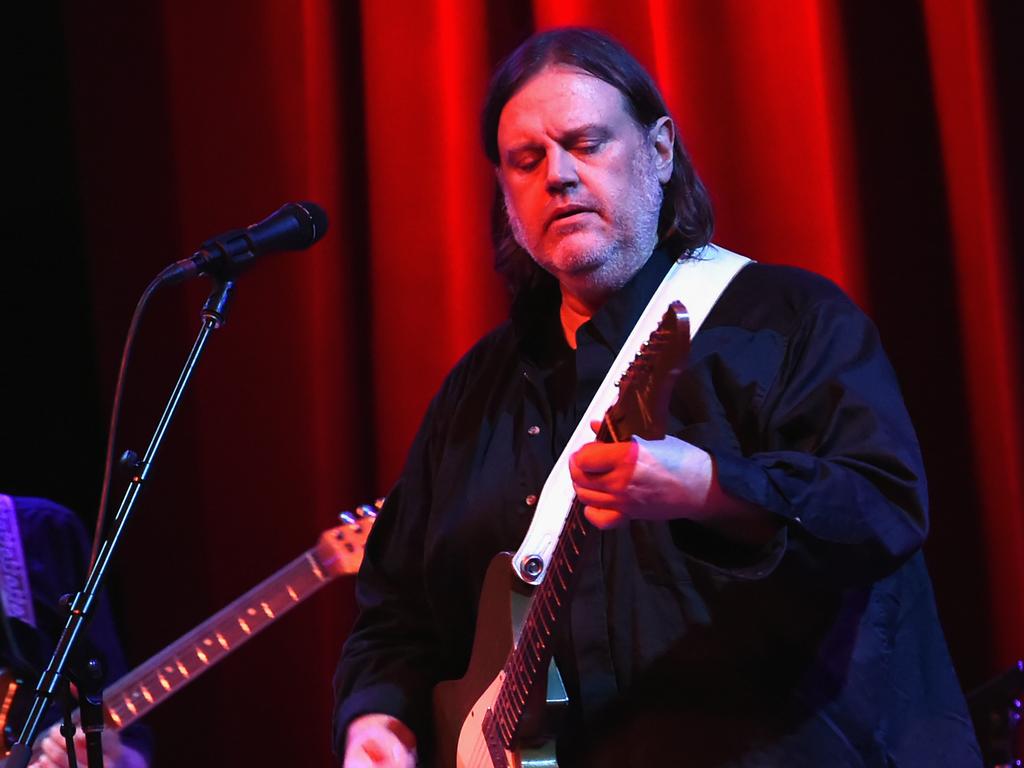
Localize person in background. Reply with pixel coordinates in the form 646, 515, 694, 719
1, 494, 150, 768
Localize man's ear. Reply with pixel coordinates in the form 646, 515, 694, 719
650, 116, 675, 184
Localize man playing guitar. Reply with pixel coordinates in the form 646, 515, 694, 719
334, 27, 981, 768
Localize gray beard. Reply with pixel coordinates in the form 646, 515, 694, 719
506, 147, 664, 302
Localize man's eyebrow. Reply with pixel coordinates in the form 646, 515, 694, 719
505, 141, 542, 158
557, 123, 613, 143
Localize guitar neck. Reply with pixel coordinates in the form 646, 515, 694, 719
494, 498, 591, 743
103, 547, 337, 730
493, 306, 689, 746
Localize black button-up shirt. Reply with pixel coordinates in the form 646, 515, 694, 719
335, 247, 980, 766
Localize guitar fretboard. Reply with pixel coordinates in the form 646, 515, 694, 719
103, 550, 334, 729
492, 498, 590, 747
489, 307, 688, 749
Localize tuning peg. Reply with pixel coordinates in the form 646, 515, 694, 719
357, 503, 378, 518
338, 510, 358, 526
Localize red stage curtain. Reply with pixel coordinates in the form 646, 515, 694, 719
921, 0, 1023, 667
58, 1, 1019, 764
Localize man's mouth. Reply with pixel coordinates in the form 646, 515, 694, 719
548, 205, 598, 229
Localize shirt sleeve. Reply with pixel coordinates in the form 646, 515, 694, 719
699, 294, 929, 585
332, 398, 446, 755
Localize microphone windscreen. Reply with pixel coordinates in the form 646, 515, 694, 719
296, 201, 328, 244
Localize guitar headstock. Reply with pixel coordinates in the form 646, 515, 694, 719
604, 301, 690, 441
313, 498, 383, 576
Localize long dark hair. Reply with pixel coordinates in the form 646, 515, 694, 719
481, 27, 714, 296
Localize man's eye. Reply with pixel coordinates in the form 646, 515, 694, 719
515, 156, 541, 172
575, 140, 603, 154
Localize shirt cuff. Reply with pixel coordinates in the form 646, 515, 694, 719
666, 450, 791, 579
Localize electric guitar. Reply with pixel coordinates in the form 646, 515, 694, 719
432, 302, 690, 767
0, 501, 379, 755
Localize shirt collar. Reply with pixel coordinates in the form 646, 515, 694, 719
577, 245, 676, 354
510, 243, 679, 366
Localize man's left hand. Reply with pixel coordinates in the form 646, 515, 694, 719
569, 431, 713, 529
570, 428, 781, 548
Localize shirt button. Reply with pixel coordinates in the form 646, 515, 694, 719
524, 494, 538, 507
527, 425, 541, 436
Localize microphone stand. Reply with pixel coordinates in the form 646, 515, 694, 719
5, 279, 237, 768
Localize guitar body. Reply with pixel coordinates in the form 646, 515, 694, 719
433, 553, 562, 768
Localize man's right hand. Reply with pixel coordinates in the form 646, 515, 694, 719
344, 713, 417, 768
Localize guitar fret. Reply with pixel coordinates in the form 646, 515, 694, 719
497, 713, 513, 745
500, 704, 516, 740
554, 567, 567, 591
305, 552, 325, 581
495, 693, 509, 721
518, 659, 531, 694
532, 609, 548, 636
506, 689, 522, 719
524, 625, 540, 657
512, 681, 525, 707
544, 595, 557, 622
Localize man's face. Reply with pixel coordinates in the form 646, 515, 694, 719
496, 65, 673, 308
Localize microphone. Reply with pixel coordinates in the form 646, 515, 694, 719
157, 201, 328, 285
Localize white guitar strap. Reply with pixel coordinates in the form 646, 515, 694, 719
0, 494, 37, 627
512, 244, 752, 584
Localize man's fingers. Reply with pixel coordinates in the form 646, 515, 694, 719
584, 505, 626, 529
573, 485, 619, 509
572, 440, 638, 474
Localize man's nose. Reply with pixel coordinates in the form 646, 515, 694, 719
545, 146, 578, 193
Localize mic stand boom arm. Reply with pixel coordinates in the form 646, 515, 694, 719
5, 280, 237, 768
